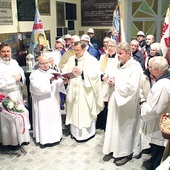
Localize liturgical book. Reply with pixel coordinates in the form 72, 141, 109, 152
51, 71, 76, 79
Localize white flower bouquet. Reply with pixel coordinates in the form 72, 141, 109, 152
0, 94, 27, 134
0, 94, 24, 113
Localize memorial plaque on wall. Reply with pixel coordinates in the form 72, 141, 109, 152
57, 28, 63, 37
56, 2, 65, 27
65, 3, 77, 20
68, 21, 74, 30
0, 0, 13, 25
63, 27, 68, 35
17, 0, 35, 21
81, 0, 117, 26
38, 0, 50, 15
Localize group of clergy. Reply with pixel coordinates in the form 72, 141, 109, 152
1, 37, 169, 169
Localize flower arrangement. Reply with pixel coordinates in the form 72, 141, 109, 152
160, 113, 170, 139
0, 94, 24, 113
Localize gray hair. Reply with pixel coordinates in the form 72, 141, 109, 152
117, 42, 131, 53
130, 39, 139, 46
71, 35, 80, 42
150, 42, 161, 53
150, 56, 169, 71
107, 39, 117, 46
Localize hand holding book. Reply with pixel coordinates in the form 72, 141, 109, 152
72, 66, 82, 76
51, 71, 76, 79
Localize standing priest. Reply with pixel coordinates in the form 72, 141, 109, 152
62, 41, 103, 142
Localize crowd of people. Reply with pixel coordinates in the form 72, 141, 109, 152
0, 27, 170, 170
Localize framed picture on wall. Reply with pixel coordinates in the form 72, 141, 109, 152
63, 27, 68, 35
17, 0, 35, 21
65, 3, 77, 20
68, 21, 74, 30
56, 2, 65, 27
68, 30, 76, 36
0, 30, 50, 60
57, 28, 63, 37
38, 0, 50, 15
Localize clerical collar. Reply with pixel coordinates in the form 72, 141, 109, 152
108, 53, 116, 58
75, 55, 84, 61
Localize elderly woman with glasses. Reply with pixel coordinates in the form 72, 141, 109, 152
144, 42, 163, 87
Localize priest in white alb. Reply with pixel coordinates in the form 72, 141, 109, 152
62, 41, 103, 142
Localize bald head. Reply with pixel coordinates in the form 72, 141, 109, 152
38, 55, 50, 71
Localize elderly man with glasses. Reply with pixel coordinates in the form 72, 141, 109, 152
29, 55, 66, 147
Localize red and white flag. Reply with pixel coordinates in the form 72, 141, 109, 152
160, 6, 170, 57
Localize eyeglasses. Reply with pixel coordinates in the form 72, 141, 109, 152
107, 45, 116, 48
150, 49, 157, 51
55, 47, 63, 50
38, 62, 49, 65
73, 49, 82, 52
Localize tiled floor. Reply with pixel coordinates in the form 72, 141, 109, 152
0, 125, 150, 170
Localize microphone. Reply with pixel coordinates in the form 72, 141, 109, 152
75, 58, 78, 66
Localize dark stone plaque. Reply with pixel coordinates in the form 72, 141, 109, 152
68, 21, 74, 30
63, 27, 68, 35
81, 0, 117, 26
57, 28, 63, 37
56, 2, 65, 27
65, 3, 77, 20
17, 0, 35, 21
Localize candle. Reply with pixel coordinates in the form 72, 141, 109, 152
28, 61, 32, 71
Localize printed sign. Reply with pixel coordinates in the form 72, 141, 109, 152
0, 0, 13, 25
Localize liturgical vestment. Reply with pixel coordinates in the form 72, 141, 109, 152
103, 58, 143, 158
30, 68, 65, 145
62, 51, 103, 141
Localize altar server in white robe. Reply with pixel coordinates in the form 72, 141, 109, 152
0, 43, 30, 146
103, 42, 143, 166
0, 43, 25, 102
30, 55, 66, 146
62, 41, 103, 142
141, 57, 170, 170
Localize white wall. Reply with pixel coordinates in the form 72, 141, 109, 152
0, 1, 18, 33
0, 0, 127, 48
0, 0, 81, 49
47, 0, 81, 48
